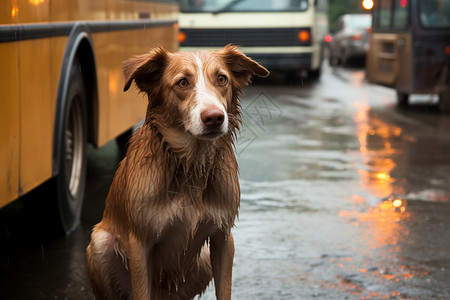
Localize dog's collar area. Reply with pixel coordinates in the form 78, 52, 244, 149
150, 124, 169, 152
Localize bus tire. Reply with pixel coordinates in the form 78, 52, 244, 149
285, 71, 299, 84
55, 58, 88, 234
22, 58, 87, 236
309, 68, 321, 80
397, 91, 409, 107
439, 88, 450, 114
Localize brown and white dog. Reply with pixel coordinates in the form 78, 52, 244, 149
86, 45, 269, 300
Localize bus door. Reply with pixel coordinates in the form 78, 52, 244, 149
414, 0, 450, 95
367, 0, 411, 92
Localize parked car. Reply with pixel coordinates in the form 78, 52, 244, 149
329, 14, 372, 65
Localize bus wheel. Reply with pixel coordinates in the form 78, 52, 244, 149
439, 88, 450, 114
285, 71, 299, 84
309, 68, 321, 80
397, 91, 409, 107
330, 56, 339, 66
56, 58, 88, 234
22, 59, 87, 236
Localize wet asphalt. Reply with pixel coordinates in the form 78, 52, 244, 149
1, 62, 450, 299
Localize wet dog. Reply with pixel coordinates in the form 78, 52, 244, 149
86, 45, 268, 299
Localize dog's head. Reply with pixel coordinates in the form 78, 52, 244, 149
122, 45, 269, 142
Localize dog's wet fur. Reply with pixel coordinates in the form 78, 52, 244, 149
86, 45, 269, 299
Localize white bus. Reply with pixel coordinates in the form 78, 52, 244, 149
179, 0, 328, 79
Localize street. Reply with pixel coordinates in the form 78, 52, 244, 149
1, 62, 450, 299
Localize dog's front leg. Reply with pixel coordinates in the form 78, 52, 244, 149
129, 233, 152, 299
210, 231, 235, 300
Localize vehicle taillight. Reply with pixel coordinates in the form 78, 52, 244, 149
351, 34, 363, 41
445, 45, 450, 56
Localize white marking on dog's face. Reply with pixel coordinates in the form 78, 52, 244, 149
183, 54, 229, 139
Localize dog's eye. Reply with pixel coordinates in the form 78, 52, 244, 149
177, 78, 189, 89
217, 75, 228, 86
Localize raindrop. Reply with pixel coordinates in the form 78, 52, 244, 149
183, 276, 186, 283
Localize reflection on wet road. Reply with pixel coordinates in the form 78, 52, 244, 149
1, 64, 450, 299
211, 66, 450, 299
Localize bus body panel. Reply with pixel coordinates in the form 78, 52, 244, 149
313, 10, 329, 70
370, 33, 450, 96
180, 45, 314, 71
0, 43, 20, 206
0, 0, 178, 207
367, 32, 413, 89
18, 38, 54, 197
92, 25, 178, 147
179, 0, 328, 73
367, 0, 450, 96
412, 31, 450, 94
13, 0, 50, 23
180, 12, 313, 28
48, 0, 178, 23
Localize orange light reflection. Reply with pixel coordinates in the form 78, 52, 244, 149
29, 0, 45, 5
392, 199, 402, 207
348, 103, 410, 248
353, 103, 404, 198
339, 199, 409, 249
337, 101, 424, 296
108, 71, 119, 95
11, 6, 19, 18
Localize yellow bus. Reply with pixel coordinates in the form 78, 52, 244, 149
178, 0, 328, 79
0, 0, 178, 234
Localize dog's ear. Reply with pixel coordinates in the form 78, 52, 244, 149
218, 44, 269, 87
122, 47, 169, 93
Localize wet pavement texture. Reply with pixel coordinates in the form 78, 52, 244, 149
1, 63, 450, 299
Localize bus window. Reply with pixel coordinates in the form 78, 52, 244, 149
378, 0, 393, 28
374, 0, 409, 29
420, 0, 450, 28
393, 0, 409, 28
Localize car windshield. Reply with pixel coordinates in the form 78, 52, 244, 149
180, 0, 309, 13
349, 15, 372, 29
420, 0, 450, 28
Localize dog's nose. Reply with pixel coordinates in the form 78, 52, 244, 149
201, 108, 225, 128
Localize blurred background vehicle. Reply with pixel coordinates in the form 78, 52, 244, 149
366, 0, 450, 112
328, 13, 372, 66
178, 0, 328, 80
0, 0, 178, 235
